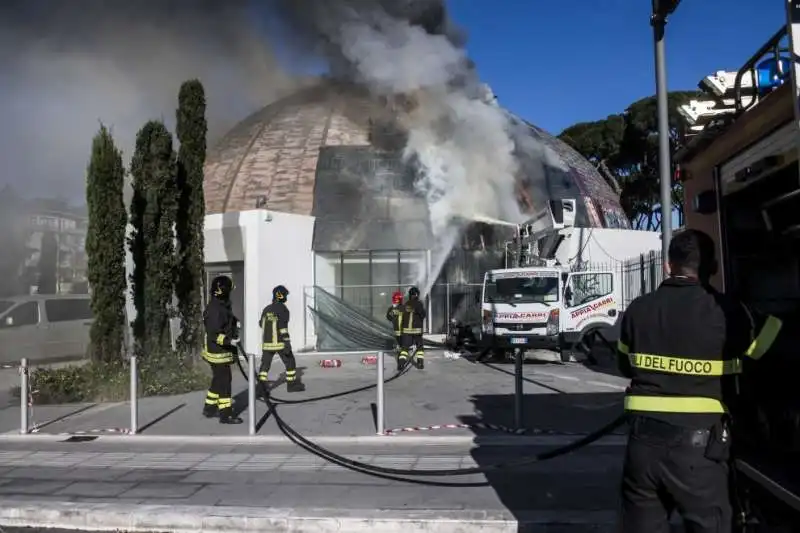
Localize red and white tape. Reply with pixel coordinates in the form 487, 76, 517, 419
319, 359, 342, 368
384, 423, 588, 436
361, 355, 378, 365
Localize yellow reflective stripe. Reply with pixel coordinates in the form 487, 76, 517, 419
205, 398, 218, 405
202, 351, 234, 363
415, 352, 424, 358
216, 334, 227, 345
617, 341, 629, 355
262, 342, 285, 350
745, 315, 782, 360
625, 395, 728, 414
285, 370, 296, 375
206, 391, 219, 399
404, 328, 422, 334
407, 313, 414, 330
279, 328, 288, 334
272, 320, 278, 347
217, 398, 232, 407
629, 353, 741, 376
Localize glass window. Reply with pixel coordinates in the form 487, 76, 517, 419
370, 251, 399, 321
45, 298, 93, 323
0, 301, 39, 328
566, 272, 613, 308
342, 252, 371, 315
400, 250, 426, 287
314, 252, 342, 293
484, 271, 561, 304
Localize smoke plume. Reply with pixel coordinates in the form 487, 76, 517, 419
0, 0, 297, 201
268, 0, 565, 291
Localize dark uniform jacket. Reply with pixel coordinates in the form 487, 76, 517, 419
203, 298, 238, 364
617, 277, 782, 429
386, 305, 404, 336
260, 301, 291, 352
402, 299, 427, 335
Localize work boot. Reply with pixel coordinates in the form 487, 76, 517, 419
287, 381, 306, 393
219, 412, 243, 425
397, 357, 408, 372
202, 405, 218, 419
415, 358, 425, 370
256, 381, 271, 399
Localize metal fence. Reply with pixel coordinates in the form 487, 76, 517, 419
301, 252, 664, 349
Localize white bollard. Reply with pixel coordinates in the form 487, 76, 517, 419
248, 352, 256, 436
376, 351, 385, 435
19, 358, 28, 434
130, 354, 138, 435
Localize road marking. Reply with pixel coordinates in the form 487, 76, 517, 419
586, 380, 626, 391
535, 371, 579, 381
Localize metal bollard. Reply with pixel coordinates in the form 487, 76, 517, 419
376, 351, 385, 435
19, 358, 28, 434
129, 354, 138, 435
248, 351, 256, 436
514, 349, 524, 430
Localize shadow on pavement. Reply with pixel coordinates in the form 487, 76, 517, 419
462, 391, 627, 531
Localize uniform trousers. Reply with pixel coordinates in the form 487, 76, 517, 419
399, 334, 424, 359
259, 348, 298, 383
620, 415, 732, 533
206, 363, 233, 414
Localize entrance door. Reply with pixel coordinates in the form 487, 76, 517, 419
562, 271, 618, 333
205, 263, 246, 346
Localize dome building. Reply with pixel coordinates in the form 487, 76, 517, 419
202, 81, 630, 352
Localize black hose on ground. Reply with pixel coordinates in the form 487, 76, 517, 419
235, 347, 628, 478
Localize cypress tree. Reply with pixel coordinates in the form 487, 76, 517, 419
85, 125, 127, 362
37, 231, 58, 294
175, 79, 208, 356
129, 121, 178, 358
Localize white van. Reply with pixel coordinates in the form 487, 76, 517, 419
0, 295, 94, 365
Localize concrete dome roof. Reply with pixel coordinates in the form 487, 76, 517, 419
204, 81, 630, 234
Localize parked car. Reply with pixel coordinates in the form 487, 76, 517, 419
0, 295, 94, 365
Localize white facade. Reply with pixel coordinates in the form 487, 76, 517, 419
204, 209, 316, 356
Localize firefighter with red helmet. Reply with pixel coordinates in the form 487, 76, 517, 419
258, 285, 306, 393
202, 275, 243, 425
386, 291, 404, 366
398, 286, 427, 370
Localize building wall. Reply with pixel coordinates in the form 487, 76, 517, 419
204, 210, 316, 355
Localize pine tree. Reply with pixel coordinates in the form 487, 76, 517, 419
175, 80, 208, 356
85, 125, 127, 362
37, 231, 58, 294
129, 121, 178, 358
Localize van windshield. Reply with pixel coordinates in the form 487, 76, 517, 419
0, 301, 12, 315
484, 273, 560, 304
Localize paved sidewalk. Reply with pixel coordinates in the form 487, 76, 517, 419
0, 438, 624, 532
0, 352, 629, 439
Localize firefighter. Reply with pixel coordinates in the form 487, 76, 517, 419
399, 286, 427, 370
616, 229, 782, 533
386, 291, 404, 361
258, 285, 306, 393
202, 275, 243, 425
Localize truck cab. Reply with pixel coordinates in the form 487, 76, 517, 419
480, 265, 622, 363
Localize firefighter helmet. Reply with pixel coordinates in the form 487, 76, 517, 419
210, 276, 234, 300
392, 291, 403, 304
408, 286, 420, 298
273, 285, 289, 302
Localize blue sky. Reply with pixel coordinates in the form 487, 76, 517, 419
448, 0, 787, 135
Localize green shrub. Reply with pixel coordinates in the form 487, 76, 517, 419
20, 356, 210, 405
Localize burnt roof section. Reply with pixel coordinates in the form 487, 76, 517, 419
311, 146, 433, 251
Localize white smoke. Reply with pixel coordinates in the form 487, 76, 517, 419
0, 0, 298, 202
294, 2, 540, 291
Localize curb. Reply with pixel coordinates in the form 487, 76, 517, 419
0, 432, 628, 447
0, 501, 617, 532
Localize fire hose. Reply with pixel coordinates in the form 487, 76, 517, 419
234, 347, 628, 478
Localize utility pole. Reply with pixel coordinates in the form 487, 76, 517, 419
651, 0, 681, 260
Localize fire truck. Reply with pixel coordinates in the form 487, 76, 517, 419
675, 4, 800, 527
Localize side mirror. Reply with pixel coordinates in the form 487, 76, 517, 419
4, 316, 13, 327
